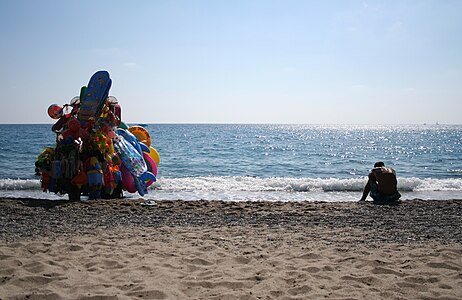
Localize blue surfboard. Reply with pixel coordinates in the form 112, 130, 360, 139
78, 71, 112, 125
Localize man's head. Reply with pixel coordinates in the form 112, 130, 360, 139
374, 161, 385, 168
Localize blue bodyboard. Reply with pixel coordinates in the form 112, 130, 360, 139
78, 71, 112, 125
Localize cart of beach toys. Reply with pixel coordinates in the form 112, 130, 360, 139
35, 71, 160, 201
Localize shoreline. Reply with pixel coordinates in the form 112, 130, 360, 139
1, 198, 461, 299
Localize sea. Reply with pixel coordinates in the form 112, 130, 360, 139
0, 124, 461, 202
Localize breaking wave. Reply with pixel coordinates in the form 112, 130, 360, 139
1, 177, 462, 193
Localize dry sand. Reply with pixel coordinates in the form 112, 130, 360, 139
0, 198, 461, 299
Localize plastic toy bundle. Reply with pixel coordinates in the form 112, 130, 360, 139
35, 71, 160, 201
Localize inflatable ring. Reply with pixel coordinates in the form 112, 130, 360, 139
143, 152, 157, 187
148, 146, 160, 165
128, 126, 151, 147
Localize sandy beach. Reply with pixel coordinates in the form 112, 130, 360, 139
0, 198, 461, 300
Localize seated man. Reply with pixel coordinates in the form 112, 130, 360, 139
360, 162, 401, 203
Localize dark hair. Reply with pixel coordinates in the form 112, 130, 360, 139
374, 161, 385, 168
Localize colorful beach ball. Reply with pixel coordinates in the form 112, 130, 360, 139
47, 104, 63, 119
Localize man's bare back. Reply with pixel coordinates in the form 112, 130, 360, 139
360, 162, 401, 203
371, 167, 398, 195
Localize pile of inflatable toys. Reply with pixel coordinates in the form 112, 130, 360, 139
35, 71, 160, 201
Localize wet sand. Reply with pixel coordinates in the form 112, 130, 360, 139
1, 198, 461, 299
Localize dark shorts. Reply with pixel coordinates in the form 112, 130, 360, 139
370, 181, 401, 203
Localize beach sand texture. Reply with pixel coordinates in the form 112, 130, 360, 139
1, 198, 461, 299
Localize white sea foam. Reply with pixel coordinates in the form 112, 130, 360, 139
149, 176, 462, 193
0, 179, 41, 190
1, 177, 461, 202
1, 177, 461, 193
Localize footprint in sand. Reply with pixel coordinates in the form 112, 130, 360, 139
126, 289, 168, 299
298, 253, 323, 260
1, 258, 23, 270
67, 244, 84, 251
427, 262, 460, 271
10, 274, 57, 287
185, 258, 213, 266
0, 254, 13, 260
371, 266, 404, 277
340, 275, 381, 286
402, 275, 439, 284
303, 266, 321, 273
101, 259, 125, 270
12, 292, 64, 299
233, 256, 252, 264
23, 261, 46, 274
396, 281, 427, 291
288, 285, 313, 296
183, 280, 248, 290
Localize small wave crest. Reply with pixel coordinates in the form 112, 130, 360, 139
0, 179, 41, 190
151, 176, 462, 193
1, 177, 461, 194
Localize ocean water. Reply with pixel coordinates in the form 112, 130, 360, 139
0, 124, 461, 202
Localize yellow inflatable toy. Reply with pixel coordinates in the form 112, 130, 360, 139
128, 126, 151, 147
149, 146, 161, 165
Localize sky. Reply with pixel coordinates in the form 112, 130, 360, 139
0, 0, 461, 124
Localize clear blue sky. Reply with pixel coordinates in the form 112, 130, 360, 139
1, 0, 461, 124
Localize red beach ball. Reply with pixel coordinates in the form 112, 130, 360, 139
47, 104, 63, 119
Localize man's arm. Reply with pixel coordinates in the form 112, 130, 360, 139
359, 179, 371, 201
